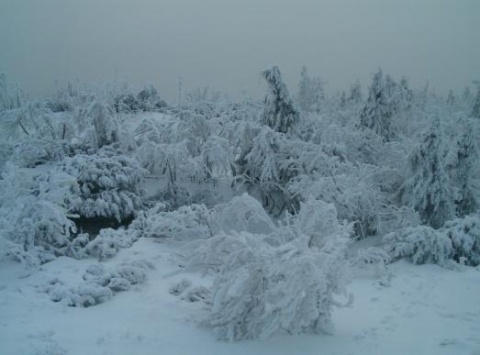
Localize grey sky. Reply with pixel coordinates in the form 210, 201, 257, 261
1, 0, 479, 102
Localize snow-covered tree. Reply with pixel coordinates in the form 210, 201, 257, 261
261, 66, 300, 134
60, 149, 146, 225
234, 126, 304, 215
89, 100, 117, 149
359, 69, 395, 141
447, 90, 456, 106
348, 80, 362, 102
0, 73, 25, 111
399, 118, 455, 229
462, 86, 472, 103
359, 70, 411, 142
472, 81, 480, 119
298, 66, 324, 113
445, 117, 478, 217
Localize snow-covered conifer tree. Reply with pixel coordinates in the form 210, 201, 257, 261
447, 90, 456, 106
399, 118, 455, 229
445, 117, 478, 216
261, 66, 300, 134
472, 82, 480, 119
359, 69, 402, 142
60, 149, 146, 225
349, 80, 362, 102
298, 66, 324, 113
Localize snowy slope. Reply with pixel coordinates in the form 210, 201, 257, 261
1, 238, 479, 355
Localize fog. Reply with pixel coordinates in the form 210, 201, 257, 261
1, 0, 479, 101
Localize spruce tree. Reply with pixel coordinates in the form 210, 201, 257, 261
261, 66, 300, 134
400, 118, 455, 229
471, 81, 480, 119
359, 69, 397, 142
349, 80, 362, 102
446, 118, 478, 216
298, 66, 324, 113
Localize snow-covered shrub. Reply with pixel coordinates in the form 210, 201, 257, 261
8, 200, 77, 264
81, 227, 139, 261
201, 136, 234, 180
114, 85, 166, 113
352, 247, 391, 266
84, 260, 152, 291
60, 150, 146, 223
211, 193, 276, 235
114, 93, 140, 113
74, 99, 117, 151
10, 138, 67, 168
441, 216, 480, 266
183, 86, 229, 119
383, 226, 453, 265
375, 205, 421, 237
182, 286, 211, 303
293, 199, 350, 242
186, 199, 351, 341
169, 279, 192, 296
45, 83, 78, 113
351, 247, 391, 280
184, 233, 263, 275
43, 260, 152, 307
0, 102, 73, 166
0, 165, 80, 267
103, 262, 149, 289
197, 232, 349, 341
133, 203, 213, 240
45, 279, 113, 307
0, 73, 25, 110
288, 167, 383, 239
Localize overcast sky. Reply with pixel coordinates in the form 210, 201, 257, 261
1, 0, 479, 102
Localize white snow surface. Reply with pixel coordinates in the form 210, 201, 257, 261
1, 238, 479, 355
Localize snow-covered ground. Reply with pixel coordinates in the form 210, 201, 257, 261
1, 237, 479, 355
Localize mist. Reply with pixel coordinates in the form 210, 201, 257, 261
1, 0, 479, 101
